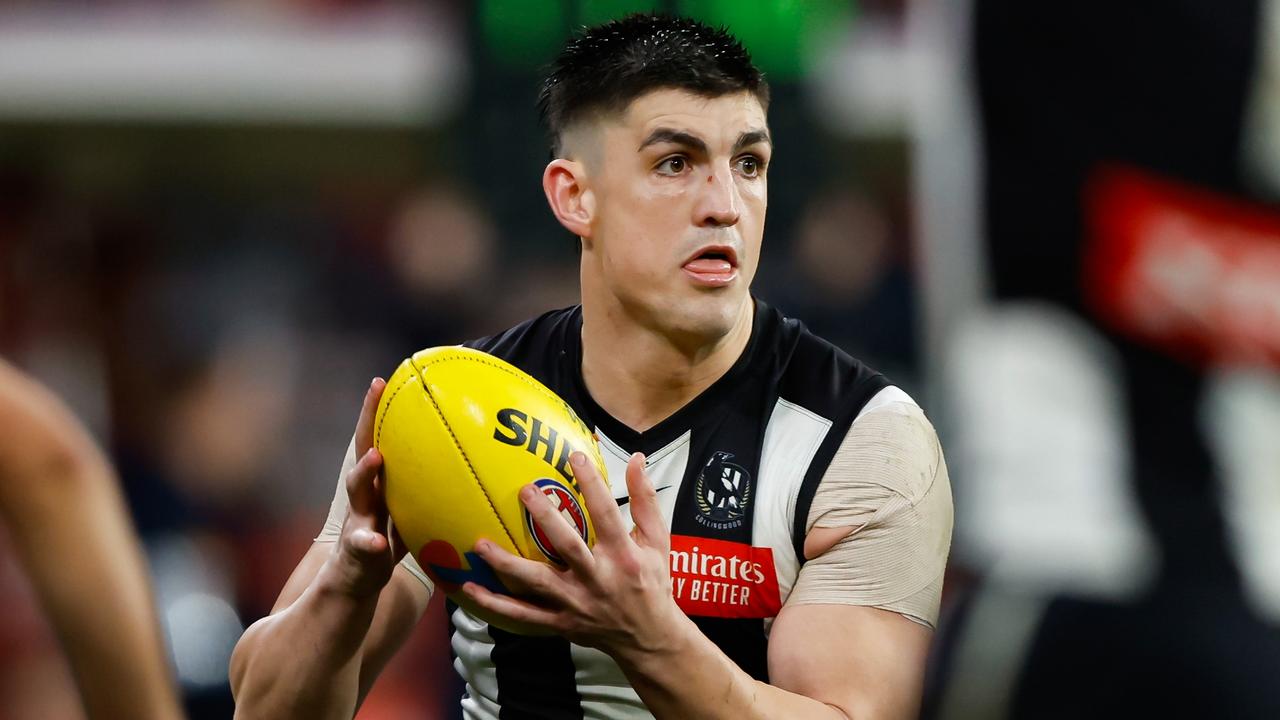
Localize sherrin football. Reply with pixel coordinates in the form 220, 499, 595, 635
373, 346, 605, 633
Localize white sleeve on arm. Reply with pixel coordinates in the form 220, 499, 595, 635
315, 438, 436, 594
788, 400, 953, 628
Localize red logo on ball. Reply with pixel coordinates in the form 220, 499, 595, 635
525, 478, 589, 564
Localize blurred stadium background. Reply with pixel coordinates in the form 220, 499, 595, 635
2, 0, 1279, 718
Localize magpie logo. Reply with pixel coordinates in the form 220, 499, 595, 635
694, 451, 751, 530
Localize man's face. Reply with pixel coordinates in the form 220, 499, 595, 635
573, 88, 770, 344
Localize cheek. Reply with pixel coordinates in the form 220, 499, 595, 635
741, 182, 768, 234
741, 177, 767, 208
599, 231, 662, 284
601, 188, 687, 274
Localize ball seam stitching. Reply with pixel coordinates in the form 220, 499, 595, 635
413, 366, 521, 551
374, 373, 415, 449
420, 351, 597, 452
421, 352, 576, 420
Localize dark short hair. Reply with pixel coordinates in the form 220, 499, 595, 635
538, 13, 769, 157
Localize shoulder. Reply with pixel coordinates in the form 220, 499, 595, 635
0, 359, 103, 480
760, 301, 890, 422
838, 391, 943, 503
0, 361, 80, 448
794, 387, 952, 625
810, 388, 944, 522
462, 305, 580, 375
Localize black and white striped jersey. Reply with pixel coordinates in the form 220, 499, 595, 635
446, 298, 893, 720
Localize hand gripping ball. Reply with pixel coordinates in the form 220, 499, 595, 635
373, 346, 605, 633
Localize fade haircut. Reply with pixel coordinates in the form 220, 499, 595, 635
538, 13, 769, 157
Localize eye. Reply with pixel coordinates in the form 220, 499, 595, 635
736, 155, 763, 178
656, 155, 688, 176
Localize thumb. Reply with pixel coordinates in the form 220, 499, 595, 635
345, 526, 390, 557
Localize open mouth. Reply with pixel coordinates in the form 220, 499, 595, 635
682, 246, 739, 286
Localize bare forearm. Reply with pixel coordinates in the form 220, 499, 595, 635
1, 441, 183, 718
230, 569, 379, 720
612, 616, 851, 720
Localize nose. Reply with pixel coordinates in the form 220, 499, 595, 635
695, 165, 740, 228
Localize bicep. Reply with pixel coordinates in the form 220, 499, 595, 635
768, 603, 932, 720
798, 401, 953, 625
765, 400, 952, 716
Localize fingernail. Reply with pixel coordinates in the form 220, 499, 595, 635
476, 540, 491, 554
519, 486, 536, 503
570, 452, 585, 468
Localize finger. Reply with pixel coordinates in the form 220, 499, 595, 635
354, 377, 386, 456
569, 452, 628, 545
462, 582, 562, 631
345, 447, 384, 518
624, 453, 666, 548
519, 484, 595, 572
475, 539, 566, 601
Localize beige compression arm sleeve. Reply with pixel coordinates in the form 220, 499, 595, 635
316, 438, 434, 592
788, 400, 953, 627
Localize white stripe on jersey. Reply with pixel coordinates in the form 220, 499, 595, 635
855, 385, 915, 420
757, 396, 835, 632
453, 605, 501, 720
568, 429, 691, 718
571, 644, 652, 719
600, 428, 689, 532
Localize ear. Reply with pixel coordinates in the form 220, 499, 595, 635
542, 159, 594, 240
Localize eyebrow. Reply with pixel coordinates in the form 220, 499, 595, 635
637, 127, 772, 154
733, 129, 771, 153
638, 128, 707, 154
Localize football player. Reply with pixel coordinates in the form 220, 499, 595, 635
232, 14, 952, 720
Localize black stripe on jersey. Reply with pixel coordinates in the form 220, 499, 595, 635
695, 617, 770, 680
490, 628, 584, 720
666, 358, 776, 681
467, 311, 588, 719
788, 373, 889, 563
778, 315, 889, 564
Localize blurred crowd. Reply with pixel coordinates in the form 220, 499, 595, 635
2, 1, 1279, 719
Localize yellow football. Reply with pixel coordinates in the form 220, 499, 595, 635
373, 346, 604, 633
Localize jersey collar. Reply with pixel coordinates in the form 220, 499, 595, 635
563, 297, 777, 456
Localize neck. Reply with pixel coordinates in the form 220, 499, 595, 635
580, 298, 754, 433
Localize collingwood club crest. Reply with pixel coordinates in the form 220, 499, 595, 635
694, 451, 752, 530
